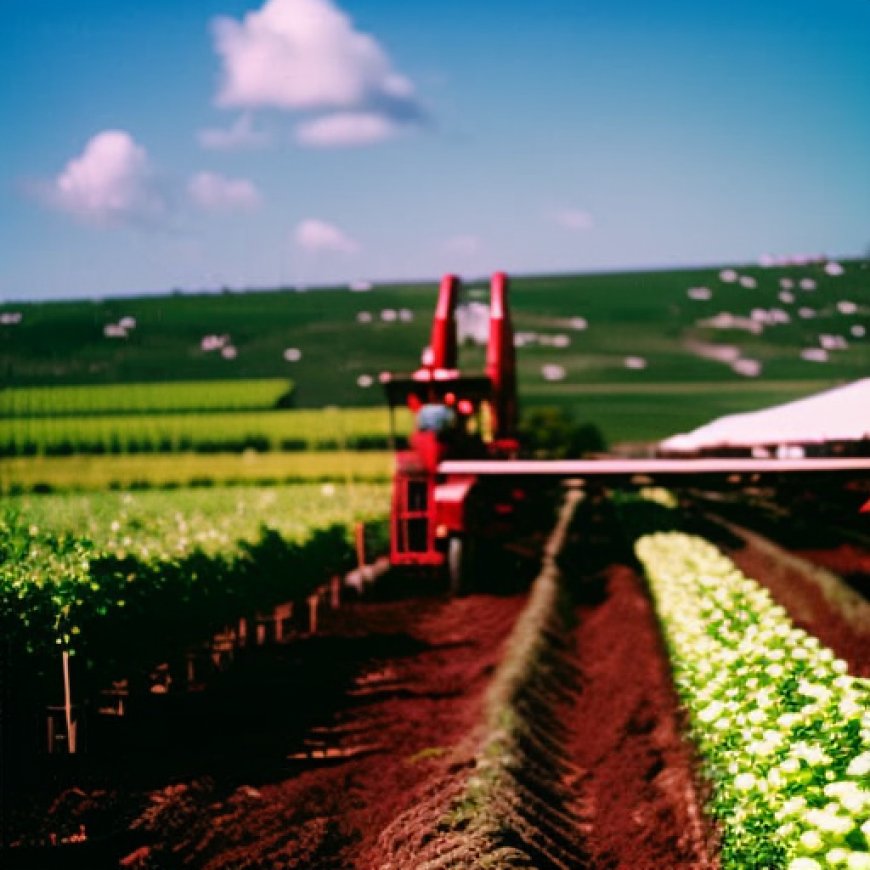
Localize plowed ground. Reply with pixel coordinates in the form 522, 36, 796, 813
4, 501, 868, 869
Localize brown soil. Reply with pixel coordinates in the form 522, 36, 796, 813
62, 591, 525, 869
563, 563, 716, 869
5, 514, 868, 869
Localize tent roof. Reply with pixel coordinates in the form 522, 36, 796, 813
660, 379, 870, 452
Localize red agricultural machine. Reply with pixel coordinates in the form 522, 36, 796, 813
382, 273, 870, 589
380, 272, 534, 588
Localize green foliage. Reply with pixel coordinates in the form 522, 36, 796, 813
634, 529, 870, 870
0, 406, 411, 457
0, 451, 394, 493
518, 407, 606, 458
0, 379, 294, 417
0, 483, 389, 684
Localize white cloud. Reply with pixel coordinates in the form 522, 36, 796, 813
46, 130, 166, 226
295, 111, 401, 147
188, 171, 262, 213
210, 0, 422, 147
294, 218, 359, 254
553, 208, 594, 231
198, 114, 271, 150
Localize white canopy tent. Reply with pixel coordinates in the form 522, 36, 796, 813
660, 379, 870, 454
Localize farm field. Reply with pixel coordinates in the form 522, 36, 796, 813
3, 486, 867, 869
0, 381, 838, 467
2, 260, 868, 444
0, 379, 294, 417
0, 406, 410, 458
0, 450, 393, 493
4, 482, 390, 554
2, 260, 869, 869
0, 481, 390, 677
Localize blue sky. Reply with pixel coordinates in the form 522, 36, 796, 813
2, 0, 869, 300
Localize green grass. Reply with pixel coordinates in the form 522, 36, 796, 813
3, 261, 867, 401
0, 378, 293, 417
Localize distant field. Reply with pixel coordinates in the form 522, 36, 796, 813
2, 260, 867, 453
0, 406, 412, 457
3, 261, 867, 405
0, 450, 393, 493
0, 378, 293, 417
522, 379, 846, 444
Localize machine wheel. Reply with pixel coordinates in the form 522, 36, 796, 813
447, 535, 474, 596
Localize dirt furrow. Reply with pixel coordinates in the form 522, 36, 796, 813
125, 592, 528, 868
563, 562, 716, 869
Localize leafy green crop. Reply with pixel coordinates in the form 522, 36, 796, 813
1, 483, 389, 684
635, 531, 870, 870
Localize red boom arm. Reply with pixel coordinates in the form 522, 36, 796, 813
486, 271, 518, 442
427, 273, 460, 371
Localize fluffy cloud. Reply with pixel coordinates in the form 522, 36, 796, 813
295, 111, 400, 147
210, 0, 422, 147
46, 130, 166, 226
198, 114, 271, 150
294, 218, 359, 253
188, 171, 262, 212
554, 208, 594, 231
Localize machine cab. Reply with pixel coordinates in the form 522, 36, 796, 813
382, 272, 519, 572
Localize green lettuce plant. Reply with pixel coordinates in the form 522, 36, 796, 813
635, 531, 869, 870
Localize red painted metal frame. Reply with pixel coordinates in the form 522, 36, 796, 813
438, 457, 870, 478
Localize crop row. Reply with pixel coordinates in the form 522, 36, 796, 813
0, 406, 412, 456
5, 483, 390, 559
0, 378, 294, 418
1, 483, 390, 687
1, 450, 394, 494
635, 530, 870, 870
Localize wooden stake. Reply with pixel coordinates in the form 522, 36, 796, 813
62, 649, 76, 754
238, 616, 248, 647
308, 594, 319, 634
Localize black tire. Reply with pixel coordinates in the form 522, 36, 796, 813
447, 535, 474, 595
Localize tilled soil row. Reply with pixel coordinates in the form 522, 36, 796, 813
4, 591, 529, 868
562, 561, 716, 869
375, 487, 586, 869
374, 487, 728, 870
123, 592, 532, 869
555, 493, 719, 870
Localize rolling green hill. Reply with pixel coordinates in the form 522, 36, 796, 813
2, 260, 868, 450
